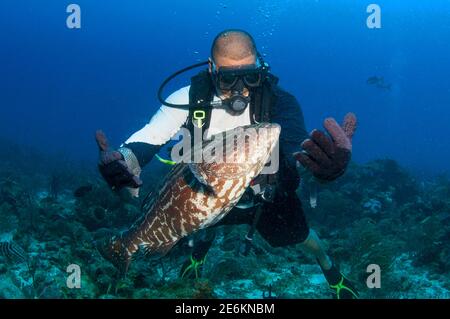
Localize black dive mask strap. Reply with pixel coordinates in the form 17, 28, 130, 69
158, 60, 209, 109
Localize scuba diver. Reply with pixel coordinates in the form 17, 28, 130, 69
96, 30, 359, 299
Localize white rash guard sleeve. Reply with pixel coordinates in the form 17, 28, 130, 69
123, 85, 252, 147
124, 86, 190, 146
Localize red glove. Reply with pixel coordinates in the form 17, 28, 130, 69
95, 130, 142, 190
294, 113, 357, 181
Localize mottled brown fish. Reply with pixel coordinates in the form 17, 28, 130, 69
98, 123, 280, 272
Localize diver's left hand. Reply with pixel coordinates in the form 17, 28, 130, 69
294, 113, 357, 181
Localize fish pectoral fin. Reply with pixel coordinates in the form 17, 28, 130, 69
189, 163, 209, 185
203, 184, 217, 196
185, 166, 217, 196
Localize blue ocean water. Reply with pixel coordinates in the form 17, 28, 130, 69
1, 1, 450, 301
1, 0, 449, 176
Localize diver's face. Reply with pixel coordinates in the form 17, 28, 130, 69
210, 54, 257, 99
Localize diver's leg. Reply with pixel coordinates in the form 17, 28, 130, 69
180, 228, 216, 279
299, 229, 332, 270
258, 191, 359, 299
299, 230, 359, 299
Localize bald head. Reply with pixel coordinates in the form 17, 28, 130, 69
211, 30, 257, 64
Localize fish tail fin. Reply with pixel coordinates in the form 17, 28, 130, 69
96, 235, 133, 274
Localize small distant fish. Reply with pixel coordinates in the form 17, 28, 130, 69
367, 76, 391, 91
0, 241, 28, 263
366, 76, 382, 85
74, 184, 93, 198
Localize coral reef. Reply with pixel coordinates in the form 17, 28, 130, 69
0, 139, 448, 299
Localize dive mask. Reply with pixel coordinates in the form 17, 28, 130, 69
212, 63, 265, 91
211, 61, 267, 114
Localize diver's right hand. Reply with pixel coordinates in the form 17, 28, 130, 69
95, 130, 143, 190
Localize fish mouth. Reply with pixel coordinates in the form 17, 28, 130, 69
212, 123, 280, 163
232, 122, 281, 167
264, 122, 281, 148
254, 122, 281, 131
